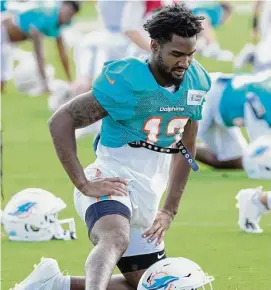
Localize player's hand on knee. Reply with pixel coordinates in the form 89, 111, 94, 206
80, 178, 128, 197
142, 209, 174, 246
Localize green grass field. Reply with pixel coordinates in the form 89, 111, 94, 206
1, 3, 271, 290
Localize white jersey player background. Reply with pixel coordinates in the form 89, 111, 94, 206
196, 70, 271, 169
73, 0, 165, 83
73, 0, 129, 82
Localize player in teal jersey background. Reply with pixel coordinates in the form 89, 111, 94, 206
197, 71, 271, 169
0, 0, 7, 12
12, 4, 213, 290
1, 1, 79, 93
190, 1, 233, 61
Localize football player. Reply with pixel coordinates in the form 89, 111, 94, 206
196, 70, 271, 169
1, 1, 79, 93
12, 4, 211, 290
189, 1, 234, 61
73, 0, 164, 94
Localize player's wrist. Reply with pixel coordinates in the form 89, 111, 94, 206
160, 208, 176, 220
76, 179, 90, 194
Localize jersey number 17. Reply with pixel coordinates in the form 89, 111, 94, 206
143, 117, 189, 144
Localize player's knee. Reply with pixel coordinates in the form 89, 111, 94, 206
92, 226, 130, 256
104, 228, 130, 254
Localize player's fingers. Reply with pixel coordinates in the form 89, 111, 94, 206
148, 227, 163, 243
108, 190, 124, 197
113, 182, 128, 191
113, 185, 128, 196
105, 177, 128, 185
103, 182, 128, 196
156, 230, 165, 246
143, 222, 161, 238
109, 188, 128, 196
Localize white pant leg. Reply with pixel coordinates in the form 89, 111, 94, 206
199, 81, 248, 161
74, 162, 132, 222
74, 157, 165, 256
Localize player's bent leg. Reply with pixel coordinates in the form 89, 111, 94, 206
70, 240, 156, 290
10, 258, 138, 290
73, 163, 134, 289
70, 274, 136, 290
85, 209, 131, 290
196, 143, 243, 169
196, 143, 220, 167
197, 122, 247, 169
211, 158, 243, 169
11, 224, 165, 290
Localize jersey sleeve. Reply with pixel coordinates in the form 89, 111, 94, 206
31, 7, 60, 38
43, 26, 61, 38
92, 60, 136, 121
189, 62, 212, 121
189, 95, 207, 121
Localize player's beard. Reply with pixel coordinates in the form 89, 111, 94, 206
156, 52, 184, 87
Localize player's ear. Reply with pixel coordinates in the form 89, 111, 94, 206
150, 40, 159, 53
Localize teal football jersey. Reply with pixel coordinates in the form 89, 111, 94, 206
1, 0, 7, 12
219, 73, 271, 127
93, 58, 211, 148
16, 4, 67, 38
192, 3, 224, 28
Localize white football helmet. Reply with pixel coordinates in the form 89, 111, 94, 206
48, 80, 71, 112
14, 57, 55, 96
3, 188, 76, 242
243, 135, 271, 179
137, 257, 214, 290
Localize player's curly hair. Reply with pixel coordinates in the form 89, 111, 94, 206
64, 1, 81, 13
143, 4, 204, 43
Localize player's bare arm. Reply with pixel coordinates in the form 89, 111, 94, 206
56, 36, 72, 82
30, 27, 49, 91
143, 120, 198, 244
48, 91, 128, 197
65, 90, 107, 128
164, 120, 198, 216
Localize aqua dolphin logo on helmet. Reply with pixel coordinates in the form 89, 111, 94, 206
143, 273, 179, 290
251, 146, 269, 158
8, 202, 37, 218
3, 188, 77, 241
